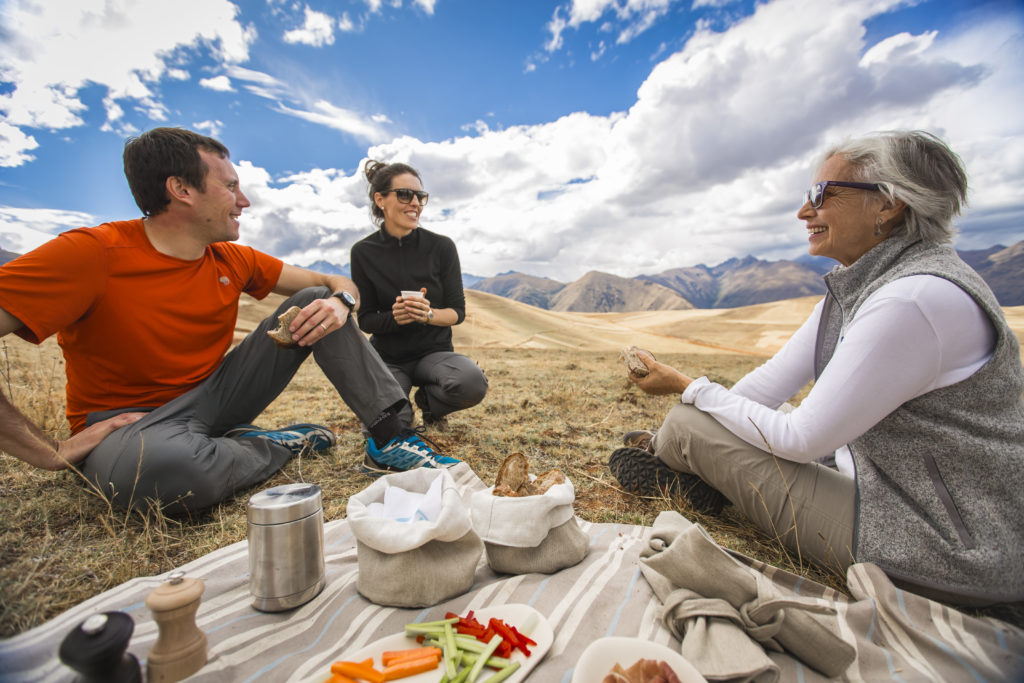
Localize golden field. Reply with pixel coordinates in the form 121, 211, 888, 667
1, 290, 1022, 637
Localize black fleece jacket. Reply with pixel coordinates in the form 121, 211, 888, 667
350, 226, 466, 363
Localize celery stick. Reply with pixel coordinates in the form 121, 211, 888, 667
480, 662, 521, 683
412, 617, 460, 627
466, 635, 503, 683
448, 638, 487, 654
443, 622, 458, 679
405, 624, 452, 636
459, 651, 513, 669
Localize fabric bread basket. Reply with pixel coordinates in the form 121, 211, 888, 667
347, 468, 482, 607
470, 475, 589, 575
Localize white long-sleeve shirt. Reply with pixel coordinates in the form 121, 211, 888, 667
681, 274, 996, 477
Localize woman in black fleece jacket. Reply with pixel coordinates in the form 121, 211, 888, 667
350, 160, 487, 428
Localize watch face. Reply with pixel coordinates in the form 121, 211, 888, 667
335, 291, 356, 309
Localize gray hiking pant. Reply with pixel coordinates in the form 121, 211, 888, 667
386, 351, 488, 422
79, 287, 407, 515
654, 403, 856, 574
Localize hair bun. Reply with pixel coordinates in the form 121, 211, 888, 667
364, 159, 386, 183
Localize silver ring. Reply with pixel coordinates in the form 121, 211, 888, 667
319, 322, 328, 332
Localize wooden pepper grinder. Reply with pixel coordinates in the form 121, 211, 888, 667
145, 570, 207, 683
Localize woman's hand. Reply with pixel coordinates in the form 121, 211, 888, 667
395, 288, 433, 324
628, 349, 694, 395
392, 296, 416, 325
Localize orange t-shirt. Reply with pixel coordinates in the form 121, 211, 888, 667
0, 219, 283, 433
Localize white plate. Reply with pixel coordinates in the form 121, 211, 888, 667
324, 604, 553, 683
571, 636, 706, 683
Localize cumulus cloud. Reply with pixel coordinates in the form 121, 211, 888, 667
0, 207, 97, 253
228, 0, 1023, 280
0, 123, 39, 167
283, 6, 336, 46
199, 75, 235, 92
193, 120, 225, 137
0, 0, 254, 153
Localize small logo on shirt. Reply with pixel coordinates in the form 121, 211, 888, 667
219, 276, 230, 285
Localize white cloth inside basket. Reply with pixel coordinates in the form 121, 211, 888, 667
365, 474, 443, 523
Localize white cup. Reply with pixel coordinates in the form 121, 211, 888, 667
401, 290, 424, 300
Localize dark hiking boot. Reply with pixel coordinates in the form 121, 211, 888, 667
607, 447, 727, 515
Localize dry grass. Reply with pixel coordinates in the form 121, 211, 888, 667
0, 331, 846, 639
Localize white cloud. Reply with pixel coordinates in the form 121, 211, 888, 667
229, 0, 1024, 280
283, 6, 336, 46
199, 75, 235, 92
274, 100, 391, 143
0, 123, 39, 167
413, 0, 437, 15
338, 12, 356, 32
193, 120, 225, 137
0, 0, 255, 149
0, 207, 97, 253
546, 0, 680, 53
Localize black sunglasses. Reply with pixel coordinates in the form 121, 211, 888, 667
806, 181, 881, 208
381, 188, 429, 206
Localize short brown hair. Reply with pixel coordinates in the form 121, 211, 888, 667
123, 127, 230, 216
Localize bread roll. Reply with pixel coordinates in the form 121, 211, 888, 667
267, 306, 302, 348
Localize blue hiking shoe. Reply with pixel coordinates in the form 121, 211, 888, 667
363, 427, 460, 475
227, 423, 336, 455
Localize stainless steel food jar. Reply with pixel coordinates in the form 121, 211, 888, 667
247, 483, 326, 612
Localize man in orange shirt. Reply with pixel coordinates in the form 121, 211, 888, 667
0, 127, 458, 514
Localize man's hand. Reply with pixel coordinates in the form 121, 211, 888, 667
51, 412, 147, 470
289, 296, 349, 347
627, 349, 694, 396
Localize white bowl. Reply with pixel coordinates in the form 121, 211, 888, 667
571, 636, 706, 683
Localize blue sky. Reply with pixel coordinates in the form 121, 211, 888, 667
1, 0, 1022, 281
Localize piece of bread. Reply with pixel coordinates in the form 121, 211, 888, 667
493, 454, 568, 497
532, 469, 567, 494
620, 345, 653, 378
267, 306, 302, 348
494, 452, 529, 494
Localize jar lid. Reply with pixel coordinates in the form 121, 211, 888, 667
247, 483, 322, 525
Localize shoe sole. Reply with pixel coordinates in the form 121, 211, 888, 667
608, 447, 727, 515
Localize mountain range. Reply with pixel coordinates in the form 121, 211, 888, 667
470, 241, 1024, 311
2, 241, 1021, 312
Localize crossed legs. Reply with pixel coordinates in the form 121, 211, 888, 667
654, 403, 856, 573
80, 287, 406, 514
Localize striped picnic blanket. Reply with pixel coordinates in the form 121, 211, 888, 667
1, 463, 1022, 682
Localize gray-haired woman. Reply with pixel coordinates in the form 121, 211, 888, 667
611, 130, 1024, 608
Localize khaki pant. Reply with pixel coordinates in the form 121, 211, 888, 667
654, 403, 856, 574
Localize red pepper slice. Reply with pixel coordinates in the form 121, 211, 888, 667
488, 618, 521, 649
510, 625, 537, 647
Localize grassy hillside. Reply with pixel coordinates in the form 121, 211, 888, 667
1, 293, 1022, 637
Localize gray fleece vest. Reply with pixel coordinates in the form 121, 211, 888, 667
816, 235, 1024, 603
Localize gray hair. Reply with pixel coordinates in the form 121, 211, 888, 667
823, 130, 968, 244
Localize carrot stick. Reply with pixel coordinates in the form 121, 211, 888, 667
381, 646, 442, 667
382, 655, 442, 680
330, 660, 386, 683
324, 674, 358, 683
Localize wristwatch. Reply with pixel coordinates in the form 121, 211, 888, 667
427, 309, 434, 322
332, 291, 357, 313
